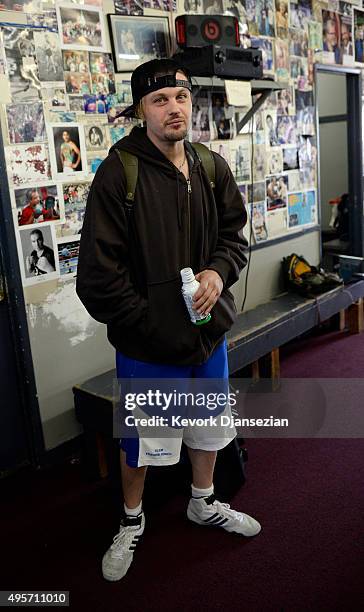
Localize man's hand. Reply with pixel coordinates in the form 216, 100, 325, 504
192, 269, 223, 316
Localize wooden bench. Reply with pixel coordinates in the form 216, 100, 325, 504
73, 280, 364, 479
228, 280, 364, 381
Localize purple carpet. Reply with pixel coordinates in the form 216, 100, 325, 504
1, 329, 364, 611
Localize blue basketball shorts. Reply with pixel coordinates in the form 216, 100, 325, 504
116, 339, 237, 468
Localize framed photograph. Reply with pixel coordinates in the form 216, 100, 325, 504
56, 2, 106, 52
13, 183, 63, 227
107, 14, 170, 72
47, 123, 87, 180
16, 223, 60, 287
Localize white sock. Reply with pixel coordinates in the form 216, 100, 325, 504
124, 501, 142, 516
191, 484, 214, 499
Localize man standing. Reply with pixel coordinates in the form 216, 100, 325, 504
76, 58, 261, 583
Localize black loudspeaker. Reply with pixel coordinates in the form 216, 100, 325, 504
173, 45, 263, 80
175, 14, 240, 48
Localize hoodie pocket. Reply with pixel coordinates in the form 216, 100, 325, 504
200, 288, 237, 351
146, 276, 200, 359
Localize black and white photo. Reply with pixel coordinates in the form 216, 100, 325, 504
17, 223, 59, 286
34, 31, 63, 82
114, 0, 144, 15
2, 26, 41, 102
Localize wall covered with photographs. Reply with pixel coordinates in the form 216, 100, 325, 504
182, 0, 364, 245
0, 0, 360, 446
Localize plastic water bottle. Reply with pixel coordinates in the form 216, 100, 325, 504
180, 267, 211, 325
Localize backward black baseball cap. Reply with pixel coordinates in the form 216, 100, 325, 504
117, 58, 192, 119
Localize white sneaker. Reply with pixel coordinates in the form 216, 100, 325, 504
102, 512, 145, 581
187, 494, 261, 537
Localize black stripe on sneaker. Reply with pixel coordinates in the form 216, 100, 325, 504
208, 515, 226, 525
214, 518, 229, 526
204, 513, 219, 523
122, 515, 142, 527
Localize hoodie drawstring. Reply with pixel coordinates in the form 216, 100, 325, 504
197, 164, 209, 231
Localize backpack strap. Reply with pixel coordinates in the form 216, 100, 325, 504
114, 148, 138, 208
191, 143, 215, 189
115, 143, 215, 210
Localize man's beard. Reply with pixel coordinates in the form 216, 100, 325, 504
164, 126, 188, 142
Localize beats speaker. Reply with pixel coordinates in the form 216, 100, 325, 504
175, 14, 240, 48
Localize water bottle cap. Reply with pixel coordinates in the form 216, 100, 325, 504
180, 267, 195, 284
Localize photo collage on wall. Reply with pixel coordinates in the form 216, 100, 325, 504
188, 85, 317, 243
182, 0, 329, 243
3, 0, 360, 284
0, 1, 159, 288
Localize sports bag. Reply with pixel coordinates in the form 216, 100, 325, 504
282, 253, 343, 297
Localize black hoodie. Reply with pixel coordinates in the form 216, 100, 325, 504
76, 126, 248, 366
